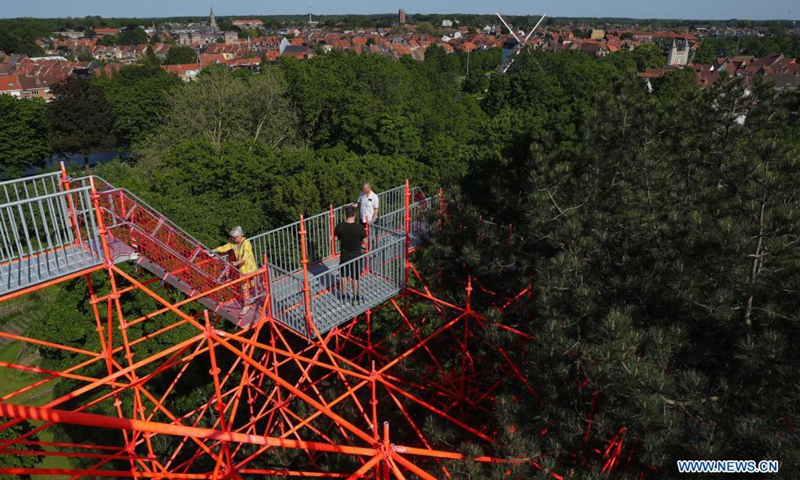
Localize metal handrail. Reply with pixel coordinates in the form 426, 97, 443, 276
0, 171, 61, 187
249, 184, 409, 242
317, 232, 404, 280
268, 262, 303, 281
89, 176, 217, 253
98, 203, 237, 283
0, 186, 92, 210
0, 172, 435, 334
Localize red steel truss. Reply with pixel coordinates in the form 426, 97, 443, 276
0, 175, 629, 479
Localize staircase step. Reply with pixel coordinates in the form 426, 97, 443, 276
134, 256, 256, 328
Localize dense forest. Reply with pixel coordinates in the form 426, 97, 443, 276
2, 42, 800, 478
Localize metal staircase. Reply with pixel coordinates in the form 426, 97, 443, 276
0, 170, 439, 337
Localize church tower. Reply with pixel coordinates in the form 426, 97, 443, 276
210, 6, 218, 30
667, 39, 690, 66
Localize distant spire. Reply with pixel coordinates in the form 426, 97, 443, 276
210, 5, 218, 30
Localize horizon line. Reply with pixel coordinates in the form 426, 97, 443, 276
1, 14, 798, 22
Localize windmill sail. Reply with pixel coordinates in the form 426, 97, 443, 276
498, 13, 546, 73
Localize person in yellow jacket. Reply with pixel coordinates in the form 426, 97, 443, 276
212, 226, 257, 315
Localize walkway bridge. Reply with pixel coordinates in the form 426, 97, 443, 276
0, 169, 439, 338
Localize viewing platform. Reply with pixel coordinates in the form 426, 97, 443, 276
0, 169, 439, 339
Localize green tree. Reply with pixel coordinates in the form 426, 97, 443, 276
423, 44, 461, 75
237, 28, 260, 39
632, 42, 666, 71
163, 45, 198, 65
417, 21, 437, 35
76, 46, 94, 62
0, 28, 45, 56
0, 95, 51, 178
117, 25, 147, 45
147, 65, 298, 155
48, 76, 116, 170
94, 64, 182, 150
600, 49, 638, 75
652, 67, 698, 104
97, 34, 118, 46
462, 69, 489, 94
455, 70, 800, 477
277, 51, 480, 182
142, 45, 160, 65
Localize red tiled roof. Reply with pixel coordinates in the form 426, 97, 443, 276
162, 63, 201, 75
18, 74, 59, 91
199, 53, 231, 68
0, 74, 22, 92
233, 57, 260, 65
95, 63, 122, 76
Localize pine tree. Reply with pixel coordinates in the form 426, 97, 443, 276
425, 68, 800, 477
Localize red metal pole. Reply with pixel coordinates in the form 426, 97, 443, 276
366, 308, 373, 363
299, 215, 314, 338
89, 176, 148, 472
59, 161, 82, 246
260, 254, 272, 319
370, 361, 378, 441
204, 312, 234, 477
382, 422, 391, 480
0, 402, 378, 456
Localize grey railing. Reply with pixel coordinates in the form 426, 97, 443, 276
0, 172, 441, 337
250, 184, 411, 274
267, 263, 307, 334
0, 173, 103, 294
308, 228, 406, 335
479, 218, 523, 243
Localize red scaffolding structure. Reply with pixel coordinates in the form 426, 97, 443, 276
0, 170, 628, 478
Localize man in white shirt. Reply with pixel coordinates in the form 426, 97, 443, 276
356, 182, 379, 224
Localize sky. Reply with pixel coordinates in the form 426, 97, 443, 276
2, 0, 799, 20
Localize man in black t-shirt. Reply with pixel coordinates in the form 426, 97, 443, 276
334, 205, 367, 303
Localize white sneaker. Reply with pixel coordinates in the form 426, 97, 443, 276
241, 306, 252, 315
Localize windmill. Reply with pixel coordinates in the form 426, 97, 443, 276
497, 12, 547, 74
308, 7, 319, 27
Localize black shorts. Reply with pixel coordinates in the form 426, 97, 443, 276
340, 252, 361, 279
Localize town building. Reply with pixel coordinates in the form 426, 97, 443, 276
667, 39, 690, 66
